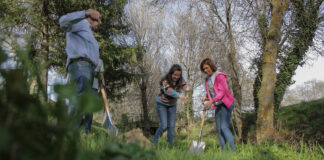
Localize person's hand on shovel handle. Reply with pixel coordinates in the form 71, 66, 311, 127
201, 94, 207, 104
204, 100, 213, 110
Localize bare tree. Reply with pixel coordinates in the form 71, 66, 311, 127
125, 0, 166, 134
282, 80, 324, 106
195, 0, 245, 141
168, 4, 217, 145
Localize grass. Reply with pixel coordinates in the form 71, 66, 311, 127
151, 135, 324, 160
80, 122, 323, 160
279, 99, 324, 144
241, 99, 324, 145
79, 99, 324, 160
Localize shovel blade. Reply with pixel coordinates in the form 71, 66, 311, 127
189, 141, 206, 154
103, 111, 119, 137
107, 125, 118, 137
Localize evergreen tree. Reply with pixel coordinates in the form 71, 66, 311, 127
0, 0, 135, 100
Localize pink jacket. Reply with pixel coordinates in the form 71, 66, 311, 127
205, 72, 234, 109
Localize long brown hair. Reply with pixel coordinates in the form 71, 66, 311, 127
200, 58, 217, 73
160, 64, 185, 92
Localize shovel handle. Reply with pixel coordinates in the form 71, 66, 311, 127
100, 73, 106, 88
100, 88, 110, 113
99, 74, 110, 114
200, 110, 206, 129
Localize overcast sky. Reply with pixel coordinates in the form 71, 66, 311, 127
291, 56, 324, 88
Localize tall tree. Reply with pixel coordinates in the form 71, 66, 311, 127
1, 0, 135, 100
248, 0, 323, 124
199, 0, 243, 140
274, 0, 323, 123
0, 0, 50, 101
169, 6, 216, 145
256, 0, 289, 144
125, 0, 166, 134
52, 0, 135, 99
247, 0, 272, 114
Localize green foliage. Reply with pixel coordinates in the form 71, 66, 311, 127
0, 41, 80, 160
100, 142, 156, 160
64, 0, 136, 100
77, 91, 103, 114
183, 91, 194, 125
118, 113, 134, 132
152, 138, 324, 160
273, 0, 323, 123
242, 99, 324, 145
279, 99, 324, 144
0, 47, 7, 64
1, 0, 136, 100
241, 112, 257, 142
252, 0, 323, 124
0, 0, 28, 30
80, 122, 156, 160
252, 57, 262, 113
0, 39, 155, 160
252, 11, 268, 113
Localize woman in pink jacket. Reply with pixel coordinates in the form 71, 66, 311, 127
200, 58, 235, 151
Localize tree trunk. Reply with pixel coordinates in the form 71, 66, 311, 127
39, 22, 49, 102
31, 0, 49, 102
226, 3, 242, 141
253, 13, 268, 113
256, 0, 289, 144
140, 77, 150, 135
227, 33, 242, 141
184, 70, 193, 146
185, 89, 194, 146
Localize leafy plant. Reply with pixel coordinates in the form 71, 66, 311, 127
0, 38, 155, 160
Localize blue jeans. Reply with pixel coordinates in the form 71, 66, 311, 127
67, 61, 94, 134
153, 102, 177, 147
215, 102, 234, 150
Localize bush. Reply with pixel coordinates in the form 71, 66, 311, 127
0, 41, 155, 160
279, 99, 324, 145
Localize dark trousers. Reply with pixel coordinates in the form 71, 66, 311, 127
67, 61, 94, 134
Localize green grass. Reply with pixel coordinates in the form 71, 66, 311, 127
150, 135, 324, 160
241, 99, 324, 145
80, 122, 323, 160
79, 99, 324, 160
279, 99, 324, 144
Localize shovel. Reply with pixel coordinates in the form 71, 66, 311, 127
99, 73, 118, 137
189, 109, 207, 154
